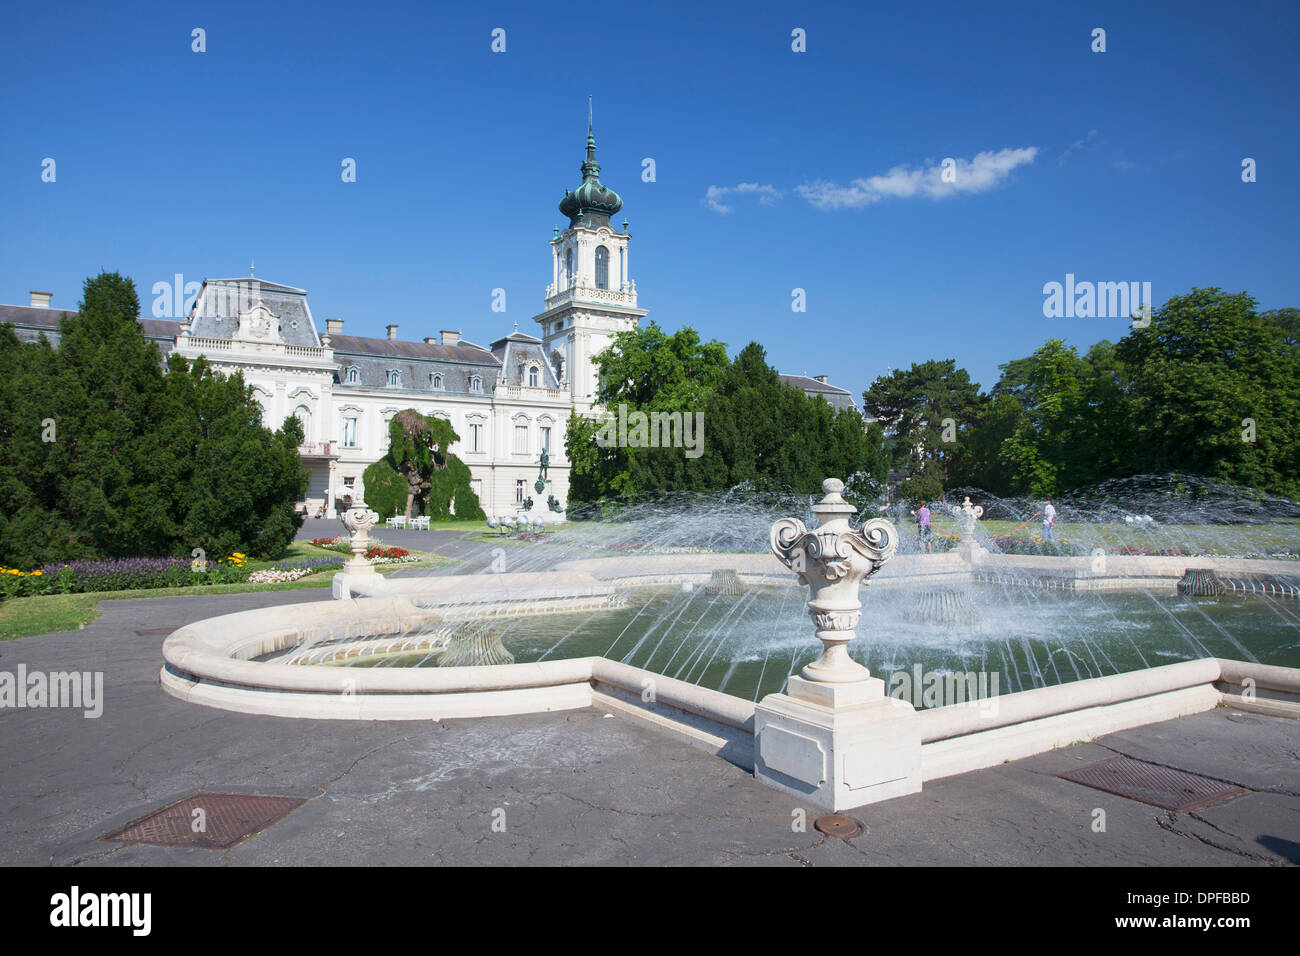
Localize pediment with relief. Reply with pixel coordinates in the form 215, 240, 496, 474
236, 301, 283, 343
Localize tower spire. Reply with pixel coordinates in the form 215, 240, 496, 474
559, 97, 622, 229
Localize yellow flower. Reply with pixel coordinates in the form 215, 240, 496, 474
31, 570, 42, 576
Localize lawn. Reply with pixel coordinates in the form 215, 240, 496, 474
922, 514, 1300, 555
0, 543, 459, 641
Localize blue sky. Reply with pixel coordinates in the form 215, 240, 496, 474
2, 0, 1297, 397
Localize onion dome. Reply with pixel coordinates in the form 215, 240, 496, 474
559, 98, 622, 229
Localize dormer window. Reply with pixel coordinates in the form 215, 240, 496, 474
469, 375, 483, 393
345, 366, 360, 385
528, 365, 539, 387
595, 246, 609, 290
387, 369, 401, 387
431, 373, 443, 390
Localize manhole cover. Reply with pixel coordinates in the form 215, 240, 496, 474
100, 793, 307, 849
814, 813, 863, 839
1057, 756, 1248, 811
135, 627, 179, 637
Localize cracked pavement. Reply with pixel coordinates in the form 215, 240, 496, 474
1, 589, 1298, 866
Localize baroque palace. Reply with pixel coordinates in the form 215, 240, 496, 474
4, 117, 854, 519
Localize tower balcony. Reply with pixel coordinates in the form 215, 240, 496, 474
544, 279, 638, 311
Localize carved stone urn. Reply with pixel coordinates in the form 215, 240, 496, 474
341, 503, 380, 576
770, 478, 898, 683
952, 496, 983, 537
950, 496, 988, 565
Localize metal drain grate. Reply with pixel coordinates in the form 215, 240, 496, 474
134, 627, 179, 637
1057, 756, 1248, 812
101, 793, 307, 849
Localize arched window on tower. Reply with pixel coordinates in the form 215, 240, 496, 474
595, 246, 609, 290
565, 249, 574, 287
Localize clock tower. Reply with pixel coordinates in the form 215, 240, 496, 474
534, 101, 646, 411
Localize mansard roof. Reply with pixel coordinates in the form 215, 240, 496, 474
490, 331, 560, 389
331, 333, 501, 393
0, 303, 180, 355
330, 334, 498, 365
185, 277, 322, 348
779, 373, 858, 411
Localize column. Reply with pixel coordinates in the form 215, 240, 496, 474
326, 459, 338, 519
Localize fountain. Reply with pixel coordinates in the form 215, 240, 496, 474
159, 474, 1300, 810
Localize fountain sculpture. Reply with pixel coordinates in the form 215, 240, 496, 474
756, 478, 922, 809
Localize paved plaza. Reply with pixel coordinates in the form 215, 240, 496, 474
1, 589, 1296, 866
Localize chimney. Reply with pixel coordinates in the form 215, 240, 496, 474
326, 318, 343, 334
423, 336, 439, 346
441, 329, 460, 346
29, 291, 52, 308
386, 324, 399, 340
814, 375, 829, 385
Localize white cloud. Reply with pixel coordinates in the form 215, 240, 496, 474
703, 182, 781, 214
795, 147, 1039, 210
1058, 129, 1099, 166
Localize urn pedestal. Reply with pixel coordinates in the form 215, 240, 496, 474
754, 676, 921, 810
754, 478, 922, 810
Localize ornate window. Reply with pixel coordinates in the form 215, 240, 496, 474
345, 365, 360, 385
565, 250, 573, 284
528, 365, 539, 387
595, 246, 609, 290
469, 375, 483, 393
342, 417, 358, 448
514, 424, 528, 454
294, 404, 311, 433
387, 369, 400, 387
469, 422, 483, 452
431, 372, 442, 389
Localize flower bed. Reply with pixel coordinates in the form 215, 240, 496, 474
0, 554, 253, 600
0, 552, 347, 601
311, 537, 352, 554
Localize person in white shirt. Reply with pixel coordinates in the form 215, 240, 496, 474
1042, 500, 1057, 541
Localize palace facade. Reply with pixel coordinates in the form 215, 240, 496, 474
4, 115, 857, 518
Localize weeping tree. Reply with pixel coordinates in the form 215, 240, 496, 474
387, 409, 457, 520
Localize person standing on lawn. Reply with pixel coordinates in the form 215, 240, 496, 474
1043, 499, 1057, 541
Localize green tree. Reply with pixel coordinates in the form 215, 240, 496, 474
1114, 288, 1300, 498
368, 409, 483, 520
0, 271, 308, 565
862, 359, 982, 502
